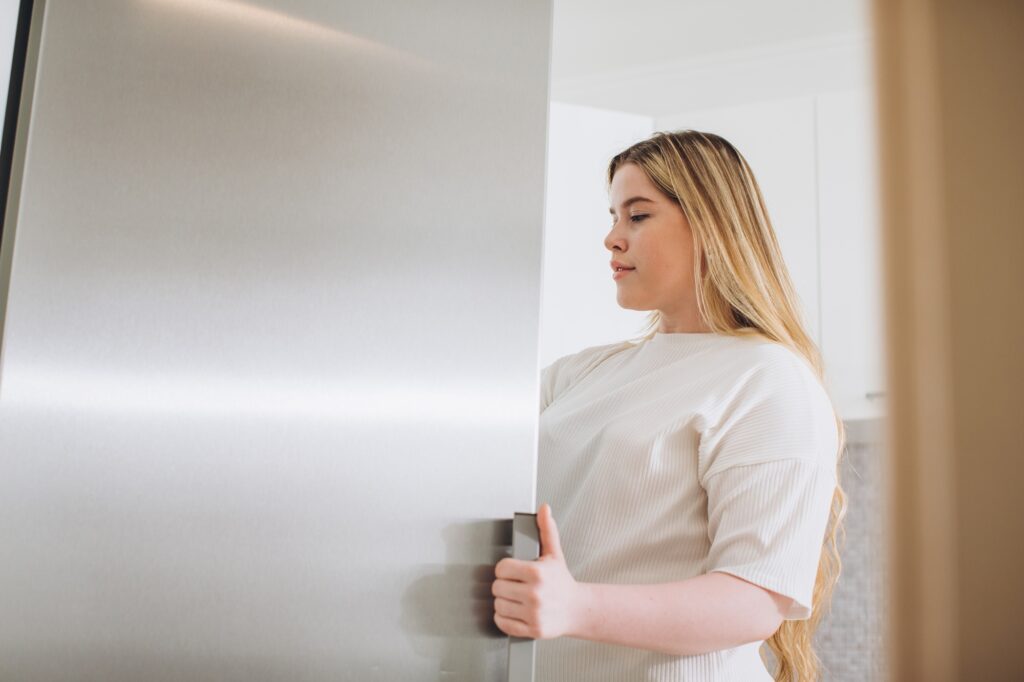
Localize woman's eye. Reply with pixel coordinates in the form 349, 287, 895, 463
630, 214, 649, 223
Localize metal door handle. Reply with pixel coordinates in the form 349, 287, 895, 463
507, 512, 539, 682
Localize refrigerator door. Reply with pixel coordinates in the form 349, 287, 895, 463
0, 1, 552, 680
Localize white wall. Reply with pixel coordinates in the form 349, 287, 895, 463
538, 102, 652, 368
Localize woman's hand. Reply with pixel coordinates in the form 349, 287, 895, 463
492, 503, 587, 640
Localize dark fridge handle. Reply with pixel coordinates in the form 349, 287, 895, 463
507, 512, 539, 682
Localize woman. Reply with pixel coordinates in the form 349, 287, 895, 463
492, 130, 848, 681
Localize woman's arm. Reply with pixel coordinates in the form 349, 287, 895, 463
571, 572, 790, 656
492, 504, 793, 656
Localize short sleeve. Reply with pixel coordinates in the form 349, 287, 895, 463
703, 460, 837, 620
698, 347, 840, 620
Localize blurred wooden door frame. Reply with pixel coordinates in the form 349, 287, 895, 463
872, 0, 1024, 680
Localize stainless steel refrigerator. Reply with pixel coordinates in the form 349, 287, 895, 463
0, 1, 552, 679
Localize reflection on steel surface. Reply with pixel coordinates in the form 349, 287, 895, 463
0, 0, 552, 679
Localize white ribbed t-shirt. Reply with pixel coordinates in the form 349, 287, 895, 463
535, 331, 839, 682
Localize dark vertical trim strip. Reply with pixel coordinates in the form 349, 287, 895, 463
0, 0, 35, 246
0, 0, 41, 358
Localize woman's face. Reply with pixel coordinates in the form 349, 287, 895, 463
605, 162, 702, 329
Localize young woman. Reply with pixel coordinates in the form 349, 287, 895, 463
492, 130, 848, 681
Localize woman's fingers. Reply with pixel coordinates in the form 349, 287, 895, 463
538, 503, 564, 560
495, 557, 541, 582
494, 596, 529, 621
493, 613, 532, 638
492, 577, 530, 603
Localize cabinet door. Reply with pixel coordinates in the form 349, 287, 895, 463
0, 0, 552, 679
657, 97, 821, 345
817, 89, 887, 419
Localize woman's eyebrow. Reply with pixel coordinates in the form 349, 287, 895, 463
609, 196, 654, 214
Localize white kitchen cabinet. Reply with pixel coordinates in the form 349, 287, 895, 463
816, 89, 887, 420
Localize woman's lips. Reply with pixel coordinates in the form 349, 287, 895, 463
612, 267, 635, 281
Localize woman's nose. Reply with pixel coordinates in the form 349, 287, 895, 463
604, 226, 625, 252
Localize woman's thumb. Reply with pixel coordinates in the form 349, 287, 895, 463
538, 503, 563, 560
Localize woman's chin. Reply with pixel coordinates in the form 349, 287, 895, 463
616, 294, 648, 311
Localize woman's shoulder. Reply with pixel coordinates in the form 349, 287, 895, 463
698, 337, 839, 478
550, 338, 637, 368
542, 339, 637, 386
743, 339, 825, 393
705, 334, 821, 384
704, 337, 830, 417
539, 339, 636, 411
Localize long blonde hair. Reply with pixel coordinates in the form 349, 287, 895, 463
608, 130, 848, 681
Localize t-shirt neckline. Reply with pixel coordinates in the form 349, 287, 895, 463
645, 330, 731, 346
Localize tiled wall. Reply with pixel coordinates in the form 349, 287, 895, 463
816, 417, 889, 680
761, 417, 889, 680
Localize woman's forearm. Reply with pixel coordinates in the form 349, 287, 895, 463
492, 507, 793, 654
568, 572, 788, 657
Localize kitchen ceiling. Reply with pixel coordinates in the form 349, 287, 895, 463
552, 0, 868, 80
550, 0, 871, 115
